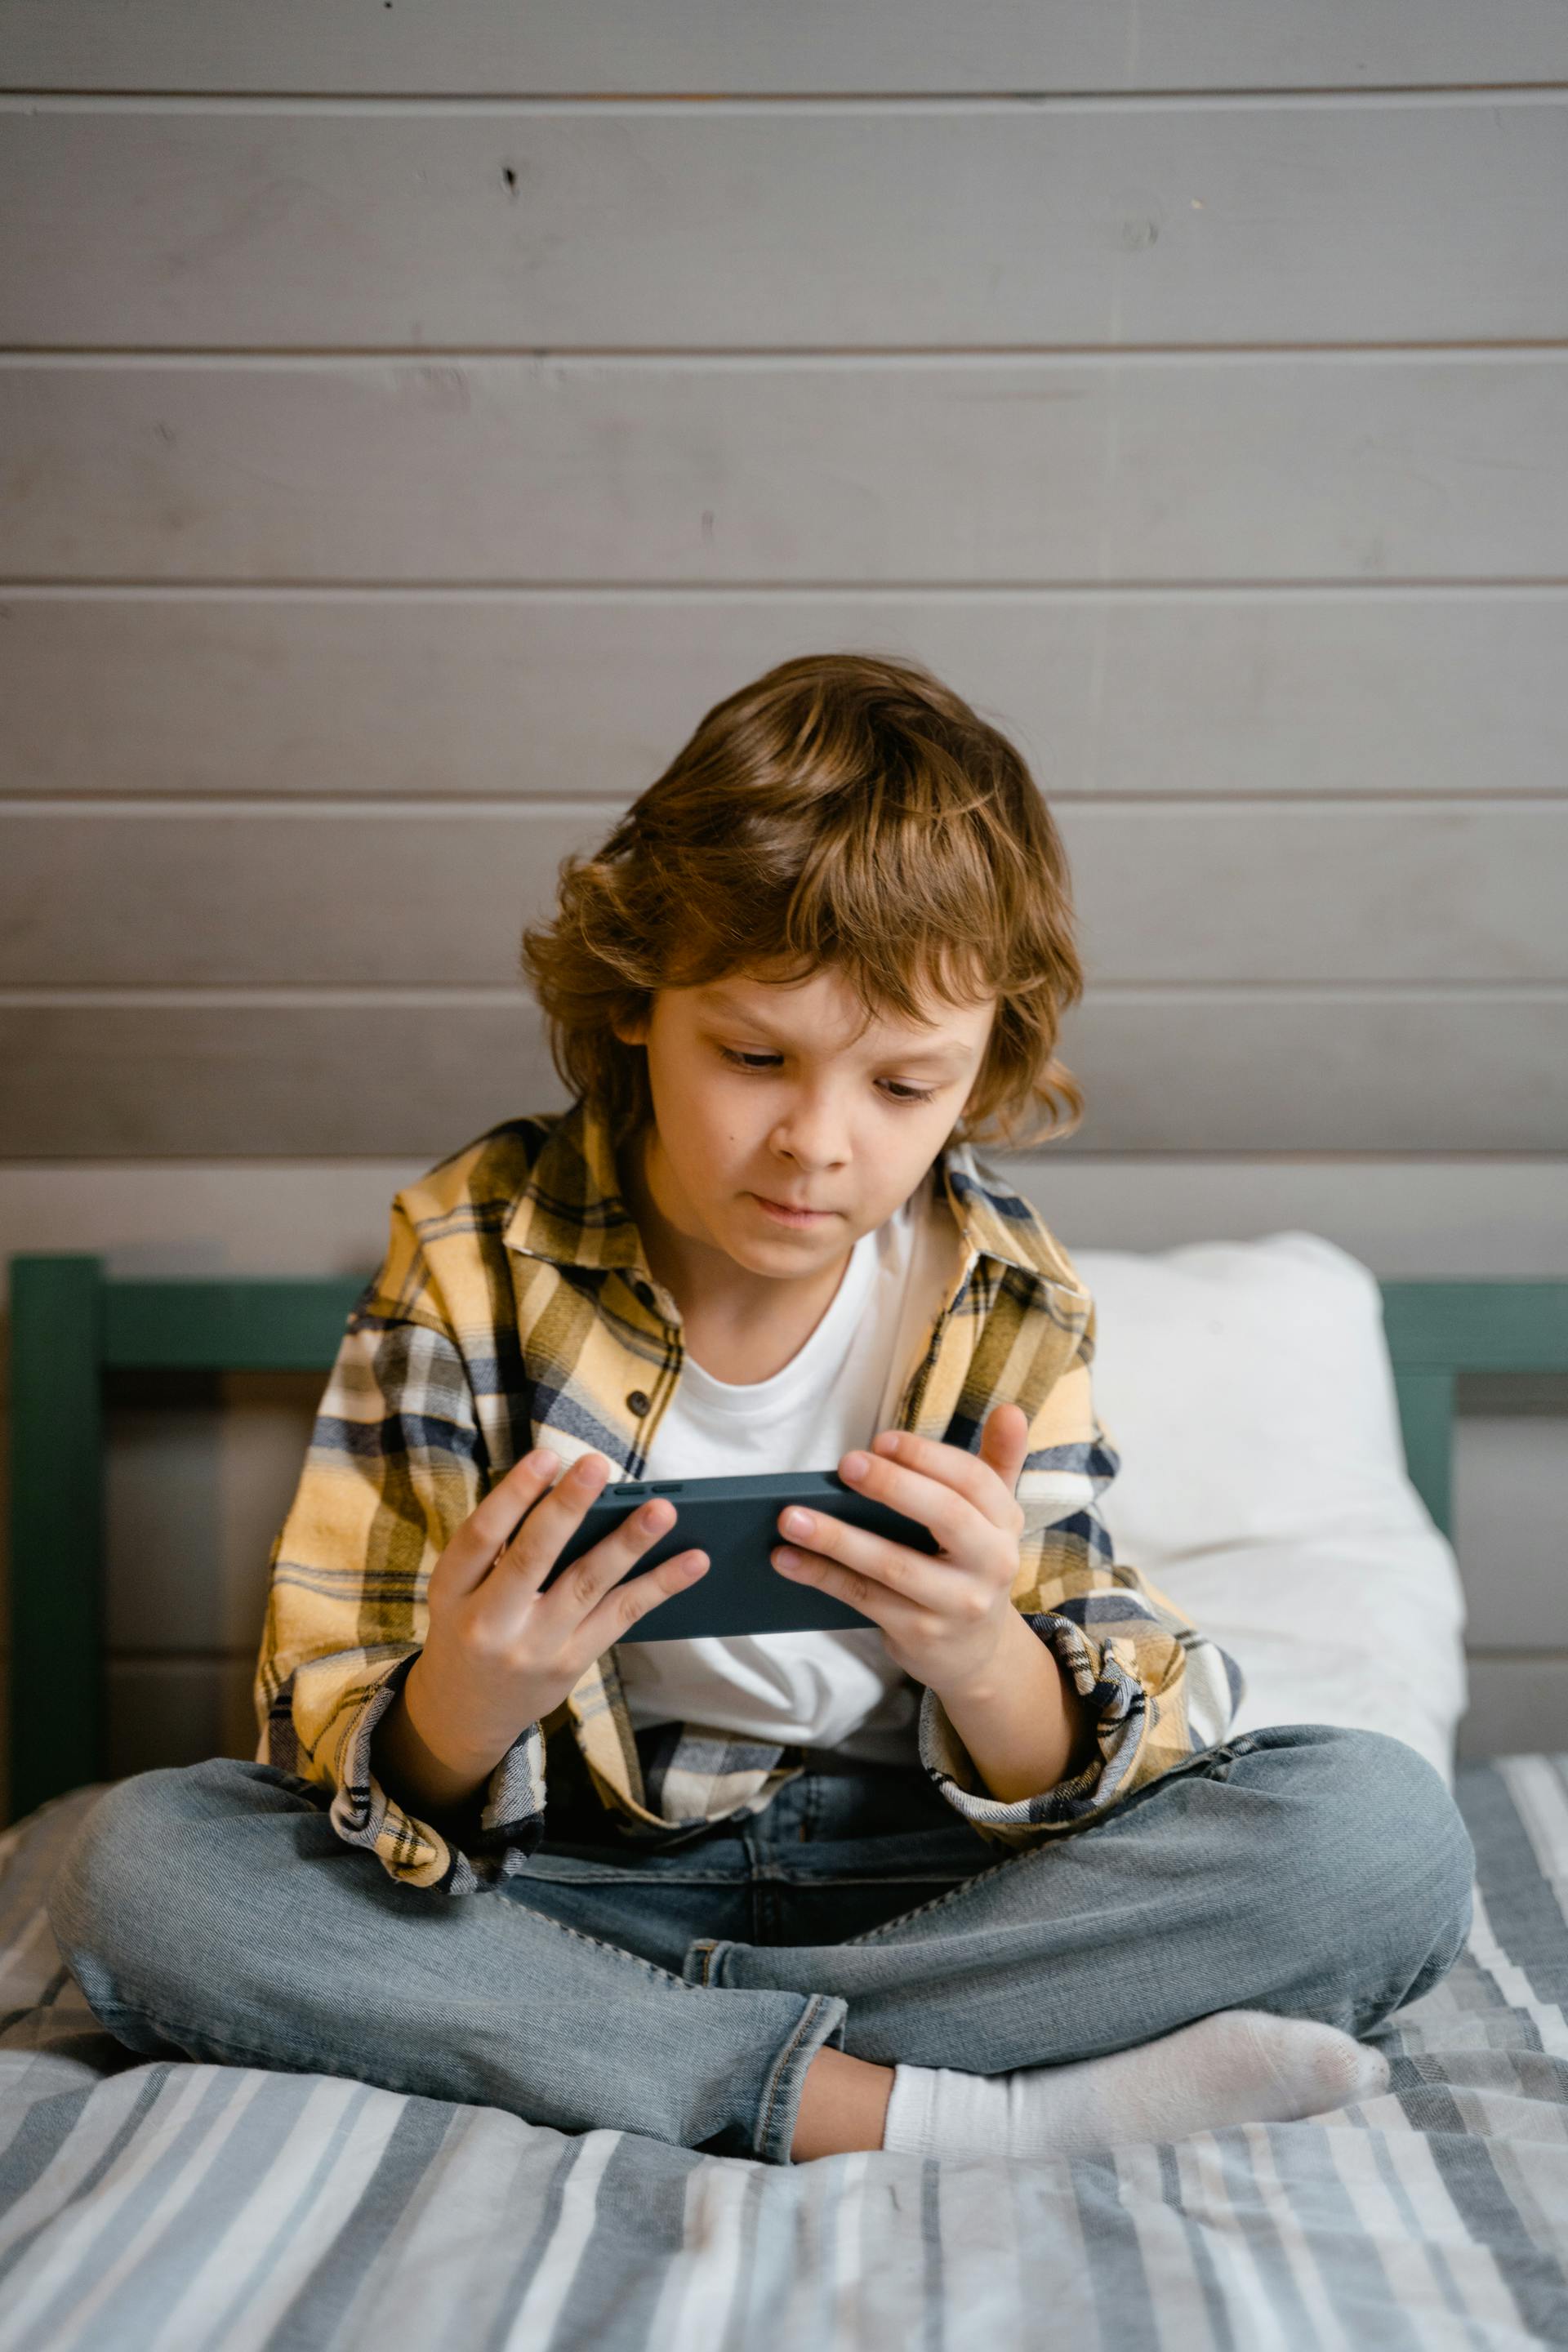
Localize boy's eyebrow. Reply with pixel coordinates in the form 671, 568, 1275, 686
693, 986, 974, 1067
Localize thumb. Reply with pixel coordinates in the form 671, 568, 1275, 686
982, 1400, 1031, 1494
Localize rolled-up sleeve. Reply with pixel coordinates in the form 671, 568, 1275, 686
919, 1294, 1245, 1851
252, 1205, 550, 1894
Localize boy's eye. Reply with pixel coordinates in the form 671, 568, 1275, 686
715, 1045, 937, 1106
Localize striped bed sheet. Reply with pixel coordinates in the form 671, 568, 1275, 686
1, 1759, 1566, 2352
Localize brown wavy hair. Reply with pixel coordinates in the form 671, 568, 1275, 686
518, 650, 1085, 1155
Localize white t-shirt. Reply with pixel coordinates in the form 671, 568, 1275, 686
614, 1163, 962, 1764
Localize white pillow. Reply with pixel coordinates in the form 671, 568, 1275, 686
1067, 1231, 1469, 1788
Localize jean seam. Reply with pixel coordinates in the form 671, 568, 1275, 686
772, 1870, 973, 1888
489, 1899, 710, 1992
526, 1867, 745, 1885
828, 1832, 1062, 1946
1369, 1881, 1475, 2028
70, 1864, 714, 2012
756, 1995, 833, 2164
86, 1972, 838, 2172
86, 1998, 439, 2103
829, 1748, 1243, 1948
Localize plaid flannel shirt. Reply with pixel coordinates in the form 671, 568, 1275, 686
254, 1094, 1245, 1893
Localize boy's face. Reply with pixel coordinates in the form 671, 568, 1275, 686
612, 964, 996, 1287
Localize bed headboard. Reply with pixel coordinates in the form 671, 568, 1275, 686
7, 1254, 1568, 1822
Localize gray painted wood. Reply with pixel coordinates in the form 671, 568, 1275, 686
1453, 1412, 1568, 1649
7, 100, 1566, 350
2, 995, 1563, 1157
5, 590, 1568, 804
1061, 996, 1568, 1152
1458, 1656, 1568, 1760
5, 0, 1568, 92
989, 1161, 1568, 1272
104, 1656, 258, 1782
2, 803, 1564, 986
4, 1162, 1565, 1298
3, 0, 1565, 1799
105, 1370, 323, 1656
1066, 804, 1568, 983
4, 356, 1565, 583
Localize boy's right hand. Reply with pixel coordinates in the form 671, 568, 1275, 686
400, 1448, 709, 1786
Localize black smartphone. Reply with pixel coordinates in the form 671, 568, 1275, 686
537, 1468, 942, 1640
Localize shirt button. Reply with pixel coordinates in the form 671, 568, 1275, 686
626, 1389, 651, 1416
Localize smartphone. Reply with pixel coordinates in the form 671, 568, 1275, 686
537, 1468, 942, 1640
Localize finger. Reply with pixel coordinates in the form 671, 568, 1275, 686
488, 1449, 622, 1601
864, 1426, 1019, 1532
439, 1446, 565, 1595
979, 1401, 1032, 1497
768, 1537, 913, 1633
829, 1443, 977, 1551
773, 1502, 947, 1613
532, 1479, 692, 1620
574, 1542, 711, 1658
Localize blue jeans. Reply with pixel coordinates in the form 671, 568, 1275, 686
45, 1722, 1474, 2167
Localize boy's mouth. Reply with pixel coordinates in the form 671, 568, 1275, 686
751, 1193, 835, 1225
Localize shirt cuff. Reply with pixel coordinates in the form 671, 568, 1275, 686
326, 1651, 550, 1895
917, 1610, 1151, 1848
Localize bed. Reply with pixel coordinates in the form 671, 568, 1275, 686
3, 1233, 1567, 2350
3, 1753, 1567, 2350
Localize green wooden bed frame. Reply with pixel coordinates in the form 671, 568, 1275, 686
7, 1254, 1568, 1824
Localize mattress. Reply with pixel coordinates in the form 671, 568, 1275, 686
2, 1758, 1566, 2351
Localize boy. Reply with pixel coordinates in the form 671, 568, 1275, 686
47, 653, 1474, 2167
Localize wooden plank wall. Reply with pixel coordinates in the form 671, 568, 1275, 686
1, 2, 1566, 1815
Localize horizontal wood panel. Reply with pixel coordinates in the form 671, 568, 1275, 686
1, 996, 1562, 1157
1070, 996, 1568, 1152
3, 1164, 1565, 1301
6, 590, 1566, 803
1, 804, 1563, 987
6, 102, 1564, 349
1457, 1655, 1568, 1761
104, 1656, 257, 1781
1067, 806, 1568, 983
4, 357, 1565, 584
1453, 1415, 1568, 1648
996, 1164, 1568, 1269
104, 1369, 321, 1655
5, 0, 1568, 92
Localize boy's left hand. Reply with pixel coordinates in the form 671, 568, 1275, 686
771, 1402, 1031, 1699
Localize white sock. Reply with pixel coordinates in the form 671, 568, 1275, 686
880, 2008, 1392, 2160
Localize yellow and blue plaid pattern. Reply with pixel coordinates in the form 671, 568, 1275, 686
254, 1094, 1244, 1892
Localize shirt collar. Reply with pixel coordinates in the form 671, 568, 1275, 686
500, 1093, 1087, 1305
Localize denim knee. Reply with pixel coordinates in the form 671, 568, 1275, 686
47, 1770, 167, 2017
1276, 1726, 1476, 2034
46, 1758, 275, 2019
